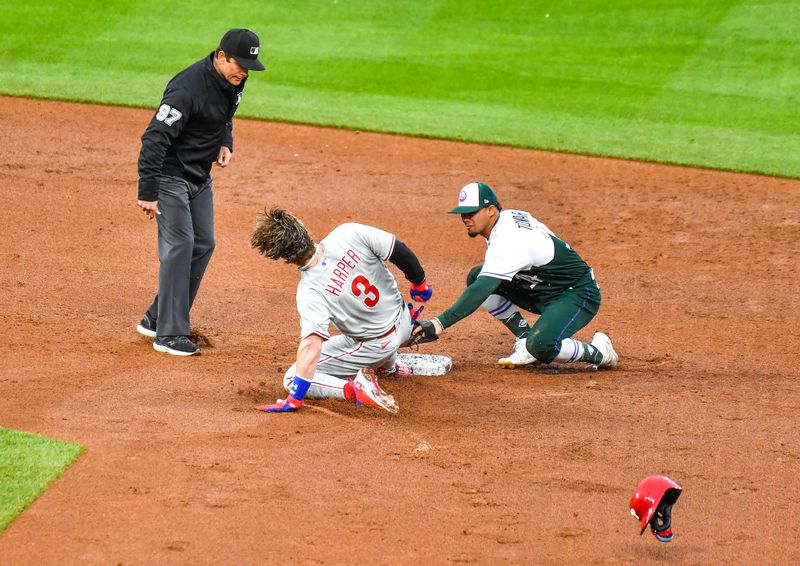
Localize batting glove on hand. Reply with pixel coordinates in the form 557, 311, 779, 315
407, 302, 425, 323
409, 281, 433, 302
256, 376, 311, 413
256, 396, 303, 413
409, 318, 441, 346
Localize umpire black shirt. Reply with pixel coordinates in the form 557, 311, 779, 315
137, 53, 246, 201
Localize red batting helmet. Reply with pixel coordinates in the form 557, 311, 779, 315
629, 475, 682, 542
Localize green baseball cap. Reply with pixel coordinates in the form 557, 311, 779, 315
448, 182, 500, 214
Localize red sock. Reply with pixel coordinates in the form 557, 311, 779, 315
343, 380, 356, 402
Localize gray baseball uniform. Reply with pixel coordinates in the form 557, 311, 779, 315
282, 223, 413, 398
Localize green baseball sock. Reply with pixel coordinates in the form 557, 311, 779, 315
502, 312, 530, 338
580, 343, 603, 364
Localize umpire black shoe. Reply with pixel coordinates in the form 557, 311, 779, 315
153, 335, 199, 356
136, 313, 157, 338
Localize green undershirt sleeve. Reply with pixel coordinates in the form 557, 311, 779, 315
436, 275, 504, 329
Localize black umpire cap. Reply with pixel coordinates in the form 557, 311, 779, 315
219, 28, 265, 71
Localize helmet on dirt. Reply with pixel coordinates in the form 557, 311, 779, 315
629, 475, 682, 542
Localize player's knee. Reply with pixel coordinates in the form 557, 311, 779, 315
161, 237, 194, 260
466, 265, 483, 286
526, 329, 559, 363
195, 238, 215, 257
282, 365, 296, 392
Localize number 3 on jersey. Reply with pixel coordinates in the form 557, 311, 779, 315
155, 103, 183, 126
352, 275, 380, 307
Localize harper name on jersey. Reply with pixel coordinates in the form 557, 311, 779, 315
324, 249, 362, 297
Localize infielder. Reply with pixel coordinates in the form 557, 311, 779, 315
250, 208, 433, 413
135, 29, 265, 356
413, 182, 617, 369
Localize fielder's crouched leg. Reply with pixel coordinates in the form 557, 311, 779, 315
524, 327, 560, 364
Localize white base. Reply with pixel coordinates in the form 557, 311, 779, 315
396, 353, 452, 376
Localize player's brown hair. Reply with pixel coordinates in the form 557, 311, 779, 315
251, 207, 315, 264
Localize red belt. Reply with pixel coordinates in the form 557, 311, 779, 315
375, 325, 396, 339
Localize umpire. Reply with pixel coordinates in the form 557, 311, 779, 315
136, 29, 265, 356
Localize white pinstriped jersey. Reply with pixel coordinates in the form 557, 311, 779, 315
297, 223, 404, 342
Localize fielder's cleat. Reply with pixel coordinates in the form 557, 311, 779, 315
591, 332, 618, 368
153, 335, 199, 356
498, 336, 538, 369
136, 313, 157, 339
352, 369, 399, 413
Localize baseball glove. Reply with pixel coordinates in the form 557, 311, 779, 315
408, 319, 439, 346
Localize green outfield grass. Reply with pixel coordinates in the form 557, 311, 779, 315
0, 0, 797, 177
0, 428, 84, 532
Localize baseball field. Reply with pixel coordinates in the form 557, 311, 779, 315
1, 2, 799, 564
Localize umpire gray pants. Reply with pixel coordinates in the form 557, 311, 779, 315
145, 175, 215, 337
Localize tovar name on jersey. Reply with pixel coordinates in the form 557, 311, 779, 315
325, 249, 362, 296
511, 211, 533, 230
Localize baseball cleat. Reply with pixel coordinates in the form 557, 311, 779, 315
376, 361, 412, 378
498, 336, 538, 369
136, 313, 157, 339
391, 361, 412, 378
153, 335, 199, 356
591, 332, 618, 368
352, 370, 399, 413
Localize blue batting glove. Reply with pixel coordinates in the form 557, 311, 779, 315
407, 302, 424, 323
256, 396, 303, 412
256, 376, 311, 413
410, 281, 432, 302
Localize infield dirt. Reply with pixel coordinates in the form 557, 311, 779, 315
1, 96, 798, 564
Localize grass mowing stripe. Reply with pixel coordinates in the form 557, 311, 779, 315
0, 428, 84, 533
0, 0, 797, 177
